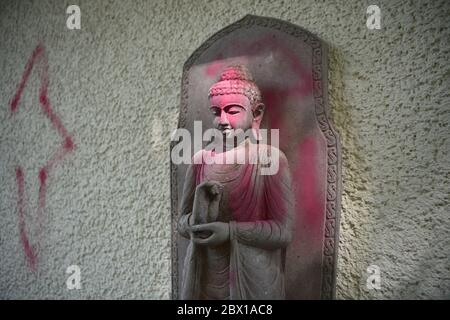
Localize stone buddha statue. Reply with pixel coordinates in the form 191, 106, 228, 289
178, 65, 294, 300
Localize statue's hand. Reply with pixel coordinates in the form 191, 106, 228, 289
194, 181, 222, 202
191, 222, 230, 246
192, 181, 223, 225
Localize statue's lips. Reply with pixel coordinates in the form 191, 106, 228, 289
219, 128, 232, 135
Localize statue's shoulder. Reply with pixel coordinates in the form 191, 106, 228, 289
192, 149, 203, 163
191, 149, 209, 165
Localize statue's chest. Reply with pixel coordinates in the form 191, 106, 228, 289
199, 163, 265, 222
202, 163, 244, 184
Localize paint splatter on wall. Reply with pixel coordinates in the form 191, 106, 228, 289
10, 43, 75, 271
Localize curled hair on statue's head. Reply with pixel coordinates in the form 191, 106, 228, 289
208, 65, 263, 111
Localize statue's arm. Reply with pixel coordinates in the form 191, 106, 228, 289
177, 164, 196, 239
231, 152, 294, 250
230, 219, 292, 250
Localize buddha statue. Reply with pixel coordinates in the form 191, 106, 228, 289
178, 65, 294, 299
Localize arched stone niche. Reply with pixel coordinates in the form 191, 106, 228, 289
170, 15, 342, 300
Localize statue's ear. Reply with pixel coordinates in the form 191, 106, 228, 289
253, 103, 265, 122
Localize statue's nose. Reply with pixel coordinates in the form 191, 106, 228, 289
219, 111, 230, 125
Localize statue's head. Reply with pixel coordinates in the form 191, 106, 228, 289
208, 65, 264, 138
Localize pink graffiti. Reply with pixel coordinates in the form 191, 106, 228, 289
10, 43, 75, 271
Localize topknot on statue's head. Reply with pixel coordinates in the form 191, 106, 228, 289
209, 65, 262, 108
218, 65, 254, 82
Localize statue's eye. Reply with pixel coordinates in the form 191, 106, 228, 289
225, 105, 244, 115
211, 109, 220, 116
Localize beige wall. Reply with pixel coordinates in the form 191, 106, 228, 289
0, 0, 448, 299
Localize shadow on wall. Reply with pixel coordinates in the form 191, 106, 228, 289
327, 45, 377, 299
329, 44, 449, 299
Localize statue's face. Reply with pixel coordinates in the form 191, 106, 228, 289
209, 93, 253, 138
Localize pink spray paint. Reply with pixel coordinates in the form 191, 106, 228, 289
10, 43, 75, 271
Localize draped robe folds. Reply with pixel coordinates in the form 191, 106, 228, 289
178, 139, 294, 300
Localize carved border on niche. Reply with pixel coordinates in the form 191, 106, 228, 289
171, 14, 341, 300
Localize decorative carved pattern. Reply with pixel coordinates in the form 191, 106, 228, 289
310, 32, 339, 300
327, 164, 337, 183
325, 219, 336, 237
171, 14, 341, 300
328, 147, 338, 165
313, 80, 322, 98
317, 114, 330, 131
170, 141, 179, 299
326, 202, 336, 219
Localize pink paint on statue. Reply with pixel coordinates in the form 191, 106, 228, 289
203, 35, 313, 98
205, 54, 225, 77
228, 159, 290, 223
223, 34, 313, 95
203, 35, 313, 153
9, 43, 75, 270
293, 137, 322, 227
263, 88, 283, 135
237, 35, 312, 95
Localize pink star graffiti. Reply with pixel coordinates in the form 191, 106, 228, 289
10, 43, 75, 271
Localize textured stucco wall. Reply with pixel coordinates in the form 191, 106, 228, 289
0, 0, 448, 299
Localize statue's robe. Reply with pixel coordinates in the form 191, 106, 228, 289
178, 139, 294, 299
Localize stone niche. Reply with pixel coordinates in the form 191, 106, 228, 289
170, 15, 342, 300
